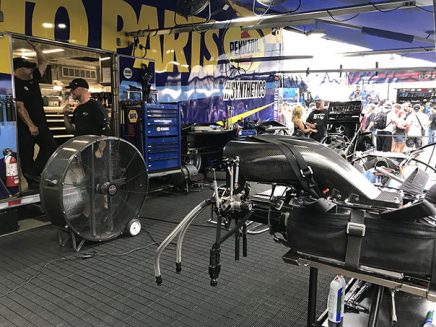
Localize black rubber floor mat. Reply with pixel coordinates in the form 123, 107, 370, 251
0, 187, 332, 327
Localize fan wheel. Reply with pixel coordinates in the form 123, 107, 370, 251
40, 136, 148, 242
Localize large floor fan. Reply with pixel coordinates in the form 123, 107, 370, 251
40, 136, 148, 251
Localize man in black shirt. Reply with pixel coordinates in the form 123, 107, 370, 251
14, 42, 57, 188
63, 78, 110, 137
306, 99, 329, 142
63, 78, 110, 159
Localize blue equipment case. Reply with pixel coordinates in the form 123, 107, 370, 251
123, 103, 181, 174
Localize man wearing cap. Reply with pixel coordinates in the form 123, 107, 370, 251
63, 78, 110, 139
14, 42, 57, 189
306, 99, 328, 142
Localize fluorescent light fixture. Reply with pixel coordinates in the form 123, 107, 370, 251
42, 22, 54, 28
44, 49, 65, 54
58, 23, 67, 29
18, 48, 65, 57
19, 52, 35, 57
307, 29, 326, 37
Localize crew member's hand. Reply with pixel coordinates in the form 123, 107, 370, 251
29, 124, 39, 136
62, 103, 74, 116
95, 149, 103, 159
28, 40, 42, 52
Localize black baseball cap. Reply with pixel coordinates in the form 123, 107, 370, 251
66, 78, 89, 90
13, 57, 36, 70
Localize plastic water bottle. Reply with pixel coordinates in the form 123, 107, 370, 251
424, 310, 436, 326
327, 275, 345, 323
337, 275, 346, 319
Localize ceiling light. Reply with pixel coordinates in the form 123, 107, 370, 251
17, 48, 64, 57
42, 22, 54, 28
43, 49, 65, 54
256, 0, 286, 6
307, 29, 326, 37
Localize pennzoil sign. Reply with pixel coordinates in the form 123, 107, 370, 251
223, 80, 267, 101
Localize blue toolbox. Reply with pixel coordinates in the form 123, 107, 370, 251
123, 103, 181, 174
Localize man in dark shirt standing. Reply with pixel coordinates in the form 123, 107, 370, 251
14, 42, 57, 188
306, 99, 329, 142
63, 78, 110, 137
63, 78, 110, 158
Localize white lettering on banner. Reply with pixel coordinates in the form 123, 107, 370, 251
223, 80, 267, 101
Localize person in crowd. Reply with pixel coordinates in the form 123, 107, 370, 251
208, 105, 219, 123
14, 42, 57, 189
349, 85, 362, 101
363, 103, 376, 132
63, 78, 110, 138
306, 99, 328, 142
391, 108, 409, 153
363, 103, 377, 147
281, 102, 294, 134
428, 104, 436, 144
292, 105, 317, 137
406, 104, 426, 149
373, 103, 394, 152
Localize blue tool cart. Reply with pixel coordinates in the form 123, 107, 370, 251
122, 103, 181, 175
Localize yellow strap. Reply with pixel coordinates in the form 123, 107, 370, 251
216, 102, 276, 126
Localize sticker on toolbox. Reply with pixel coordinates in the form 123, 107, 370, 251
128, 110, 138, 123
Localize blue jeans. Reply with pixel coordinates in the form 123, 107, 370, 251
428, 128, 436, 144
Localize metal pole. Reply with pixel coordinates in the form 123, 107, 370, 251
368, 286, 384, 327
433, 0, 436, 55
307, 267, 318, 327
126, 1, 416, 36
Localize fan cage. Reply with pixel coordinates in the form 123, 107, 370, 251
40, 136, 148, 241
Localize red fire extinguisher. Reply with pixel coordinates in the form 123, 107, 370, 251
3, 149, 19, 188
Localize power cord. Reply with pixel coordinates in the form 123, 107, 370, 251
369, 2, 405, 13
0, 241, 157, 299
414, 4, 433, 13
327, 9, 359, 22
